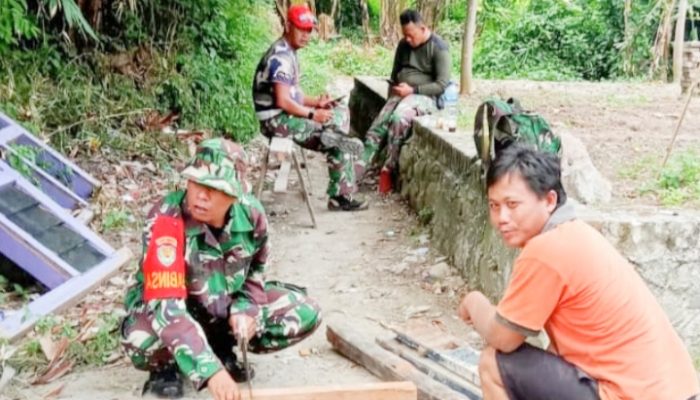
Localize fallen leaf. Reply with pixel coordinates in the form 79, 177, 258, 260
39, 337, 69, 364
32, 360, 73, 385
298, 348, 311, 357
404, 305, 431, 319
43, 383, 65, 399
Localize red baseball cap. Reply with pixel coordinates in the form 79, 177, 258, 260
288, 5, 317, 30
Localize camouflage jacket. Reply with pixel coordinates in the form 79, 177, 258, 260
124, 190, 269, 385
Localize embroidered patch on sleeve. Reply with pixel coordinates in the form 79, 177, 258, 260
143, 215, 187, 301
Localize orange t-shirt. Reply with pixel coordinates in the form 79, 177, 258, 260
497, 220, 699, 400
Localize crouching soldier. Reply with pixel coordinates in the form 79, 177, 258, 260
120, 138, 322, 400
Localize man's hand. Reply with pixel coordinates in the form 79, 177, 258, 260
317, 94, 334, 109
207, 369, 240, 400
311, 108, 333, 124
458, 291, 476, 324
229, 314, 257, 341
391, 82, 414, 98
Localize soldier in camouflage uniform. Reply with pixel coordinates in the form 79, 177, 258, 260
120, 138, 321, 400
361, 9, 451, 194
252, 4, 368, 211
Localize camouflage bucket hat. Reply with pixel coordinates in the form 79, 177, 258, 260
181, 138, 246, 198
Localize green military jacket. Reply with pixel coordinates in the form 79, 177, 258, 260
124, 190, 269, 387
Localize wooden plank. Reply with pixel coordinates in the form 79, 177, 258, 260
240, 381, 416, 400
273, 161, 292, 193
390, 324, 481, 387
377, 338, 482, 400
269, 137, 294, 153
326, 321, 471, 400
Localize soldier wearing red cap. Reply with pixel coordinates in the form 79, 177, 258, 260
253, 4, 368, 211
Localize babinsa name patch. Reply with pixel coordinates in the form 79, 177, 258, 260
143, 215, 187, 301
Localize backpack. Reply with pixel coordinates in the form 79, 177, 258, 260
474, 98, 561, 169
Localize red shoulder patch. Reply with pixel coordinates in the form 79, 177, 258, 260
143, 215, 187, 301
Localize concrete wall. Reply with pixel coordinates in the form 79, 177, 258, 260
351, 76, 700, 353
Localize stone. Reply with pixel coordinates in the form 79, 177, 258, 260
559, 132, 612, 205
389, 262, 409, 275
428, 262, 452, 280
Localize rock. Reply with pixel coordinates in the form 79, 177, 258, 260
298, 348, 312, 357
428, 262, 452, 280
410, 247, 430, 257
418, 234, 430, 245
402, 255, 420, 264
389, 262, 409, 275
559, 132, 612, 205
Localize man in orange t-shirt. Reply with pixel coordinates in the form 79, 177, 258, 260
459, 145, 699, 400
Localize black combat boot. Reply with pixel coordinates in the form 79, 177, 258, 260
328, 195, 370, 211
218, 350, 255, 383
143, 364, 184, 399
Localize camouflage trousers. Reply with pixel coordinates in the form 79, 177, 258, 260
120, 281, 321, 389
362, 94, 436, 172
260, 104, 361, 197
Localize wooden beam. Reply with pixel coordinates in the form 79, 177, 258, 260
326, 321, 471, 400
377, 338, 482, 400
240, 381, 416, 400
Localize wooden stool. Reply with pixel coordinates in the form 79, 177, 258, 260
256, 137, 317, 228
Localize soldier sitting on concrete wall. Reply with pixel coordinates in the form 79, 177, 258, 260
361, 8, 451, 195
253, 4, 368, 212
120, 138, 321, 400
458, 145, 699, 400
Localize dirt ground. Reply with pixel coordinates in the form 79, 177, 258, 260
4, 79, 700, 399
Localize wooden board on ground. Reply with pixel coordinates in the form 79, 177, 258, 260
389, 320, 481, 387
326, 320, 472, 400
240, 381, 416, 400
377, 338, 482, 400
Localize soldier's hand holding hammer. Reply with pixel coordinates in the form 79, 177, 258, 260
229, 314, 257, 342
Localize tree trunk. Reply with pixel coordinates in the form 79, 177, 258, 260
274, 0, 291, 27
673, 0, 688, 83
380, 0, 406, 46
460, 0, 478, 94
330, 0, 339, 19
360, 0, 372, 45
651, 0, 676, 79
416, 0, 450, 29
623, 0, 634, 75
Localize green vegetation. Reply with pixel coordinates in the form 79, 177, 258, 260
101, 209, 131, 231
620, 150, 700, 207
418, 207, 434, 225
307, 0, 668, 85
1, 0, 274, 157
655, 151, 700, 206
300, 38, 393, 94
444, 0, 662, 81
8, 313, 122, 372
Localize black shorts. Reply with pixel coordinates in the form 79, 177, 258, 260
496, 343, 599, 400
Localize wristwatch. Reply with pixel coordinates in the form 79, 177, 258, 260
308, 109, 315, 120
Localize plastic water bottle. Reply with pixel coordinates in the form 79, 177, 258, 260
442, 82, 459, 132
